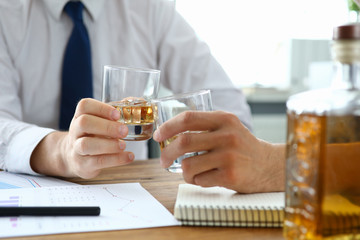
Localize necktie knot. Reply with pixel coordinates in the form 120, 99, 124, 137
64, 1, 84, 22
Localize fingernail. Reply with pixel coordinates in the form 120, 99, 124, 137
119, 125, 128, 137
119, 141, 126, 150
111, 109, 120, 120
128, 153, 135, 161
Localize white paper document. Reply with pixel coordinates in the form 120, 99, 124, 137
0, 171, 77, 189
0, 183, 180, 238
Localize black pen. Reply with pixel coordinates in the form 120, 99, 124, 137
0, 206, 101, 217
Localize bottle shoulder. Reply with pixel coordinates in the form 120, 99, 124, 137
286, 88, 360, 116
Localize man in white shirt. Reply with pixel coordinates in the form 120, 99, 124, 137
0, 0, 252, 178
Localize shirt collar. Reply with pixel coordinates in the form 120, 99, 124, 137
43, 0, 105, 21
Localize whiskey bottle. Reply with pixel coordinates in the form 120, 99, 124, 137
284, 23, 360, 240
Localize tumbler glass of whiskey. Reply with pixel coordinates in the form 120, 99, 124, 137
152, 90, 213, 173
102, 65, 160, 141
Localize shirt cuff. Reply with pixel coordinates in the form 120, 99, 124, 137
5, 126, 55, 175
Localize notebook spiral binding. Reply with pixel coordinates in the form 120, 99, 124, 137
177, 204, 284, 228
322, 211, 360, 236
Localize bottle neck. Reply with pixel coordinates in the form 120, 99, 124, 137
332, 62, 360, 90
331, 40, 360, 90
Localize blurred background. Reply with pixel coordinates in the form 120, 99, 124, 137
174, 0, 353, 143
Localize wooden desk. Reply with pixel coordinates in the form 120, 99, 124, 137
11, 159, 285, 240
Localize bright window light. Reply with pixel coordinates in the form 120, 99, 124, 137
176, 0, 349, 89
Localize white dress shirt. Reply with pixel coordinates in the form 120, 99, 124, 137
0, 0, 252, 174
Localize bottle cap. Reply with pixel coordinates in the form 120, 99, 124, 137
333, 23, 360, 40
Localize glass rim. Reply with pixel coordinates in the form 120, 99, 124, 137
103, 65, 161, 74
152, 89, 211, 102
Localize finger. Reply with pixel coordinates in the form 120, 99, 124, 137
186, 152, 261, 193
193, 169, 255, 193
72, 114, 128, 138
76, 152, 135, 179
186, 159, 238, 190
192, 169, 227, 188
159, 131, 217, 167
74, 98, 120, 121
181, 151, 226, 183
154, 111, 225, 142
74, 137, 127, 155
93, 152, 135, 169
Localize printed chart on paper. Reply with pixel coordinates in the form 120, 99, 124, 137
0, 183, 180, 238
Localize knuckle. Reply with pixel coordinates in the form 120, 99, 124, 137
222, 112, 240, 126
89, 171, 100, 179
71, 159, 83, 176
106, 123, 115, 135
76, 168, 87, 178
181, 170, 193, 184
181, 111, 196, 124
74, 138, 88, 155
223, 168, 238, 184
115, 153, 128, 164
77, 156, 100, 179
70, 155, 98, 179
96, 155, 107, 168
181, 158, 191, 172
218, 152, 241, 186
183, 174, 192, 184
76, 115, 89, 131
79, 171, 97, 179
216, 130, 240, 148
76, 98, 90, 113
82, 169, 100, 179
226, 132, 240, 147
222, 151, 238, 163
177, 133, 191, 148
106, 122, 116, 136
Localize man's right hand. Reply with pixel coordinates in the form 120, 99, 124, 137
153, 111, 285, 193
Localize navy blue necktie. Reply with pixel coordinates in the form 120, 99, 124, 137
59, 1, 93, 130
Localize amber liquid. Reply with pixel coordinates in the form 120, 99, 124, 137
159, 135, 178, 151
110, 98, 154, 141
284, 112, 360, 240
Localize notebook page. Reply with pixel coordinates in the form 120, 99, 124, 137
175, 184, 285, 209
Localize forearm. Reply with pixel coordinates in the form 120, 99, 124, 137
30, 131, 70, 177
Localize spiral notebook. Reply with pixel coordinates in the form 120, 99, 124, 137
174, 184, 285, 227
